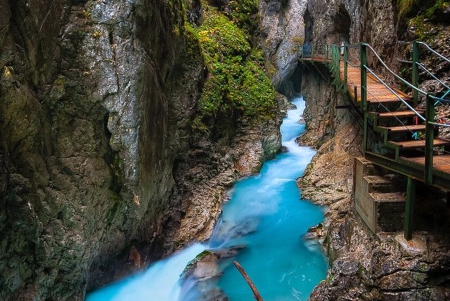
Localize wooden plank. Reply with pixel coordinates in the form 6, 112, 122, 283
339, 64, 411, 105
400, 154, 450, 174
391, 138, 450, 149
438, 164, 450, 173
367, 98, 410, 104
377, 124, 425, 132
374, 111, 419, 118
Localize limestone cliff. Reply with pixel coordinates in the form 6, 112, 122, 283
259, 0, 307, 97
0, 0, 281, 299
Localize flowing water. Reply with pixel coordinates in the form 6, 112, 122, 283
87, 97, 327, 301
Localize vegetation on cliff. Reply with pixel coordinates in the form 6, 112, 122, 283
186, 1, 277, 132
397, 0, 450, 41
396, 0, 450, 21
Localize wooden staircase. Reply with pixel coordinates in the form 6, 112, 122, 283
301, 41, 450, 239
334, 57, 450, 186
368, 103, 450, 161
300, 43, 450, 186
354, 157, 406, 233
365, 97, 450, 175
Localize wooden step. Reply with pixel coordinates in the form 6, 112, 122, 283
377, 124, 426, 133
364, 176, 402, 193
367, 97, 413, 104
370, 192, 405, 203
356, 97, 412, 104
401, 154, 450, 173
389, 138, 450, 149
374, 111, 422, 119
369, 192, 406, 232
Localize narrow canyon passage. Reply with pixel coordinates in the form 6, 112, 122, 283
87, 97, 327, 301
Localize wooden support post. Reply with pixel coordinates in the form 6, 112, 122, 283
233, 261, 264, 301
404, 177, 416, 241
425, 95, 435, 185
360, 43, 368, 153
363, 112, 368, 153
335, 45, 339, 77
412, 41, 419, 107
344, 45, 348, 94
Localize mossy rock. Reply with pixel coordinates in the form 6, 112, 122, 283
186, 1, 277, 132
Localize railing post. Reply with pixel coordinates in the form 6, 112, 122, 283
336, 45, 340, 83
424, 94, 434, 185
344, 44, 348, 93
333, 45, 338, 73
404, 177, 416, 241
330, 45, 335, 76
412, 41, 419, 107
360, 43, 368, 153
325, 44, 329, 61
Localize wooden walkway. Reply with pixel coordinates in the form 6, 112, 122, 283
300, 55, 450, 191
300, 46, 450, 240
339, 62, 411, 104
302, 56, 411, 103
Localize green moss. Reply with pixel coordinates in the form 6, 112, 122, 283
228, 0, 259, 33
107, 193, 122, 223
406, 15, 439, 43
183, 250, 212, 273
396, 0, 419, 19
188, 2, 277, 132
399, 0, 450, 28
423, 0, 449, 19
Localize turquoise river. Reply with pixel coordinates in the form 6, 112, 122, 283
87, 97, 328, 301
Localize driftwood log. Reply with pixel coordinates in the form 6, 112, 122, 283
233, 261, 264, 301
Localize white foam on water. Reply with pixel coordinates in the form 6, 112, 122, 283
86, 244, 206, 301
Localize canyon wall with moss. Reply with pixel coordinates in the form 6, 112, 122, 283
0, 0, 282, 299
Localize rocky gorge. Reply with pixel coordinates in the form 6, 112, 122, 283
0, 0, 282, 299
1, 0, 450, 300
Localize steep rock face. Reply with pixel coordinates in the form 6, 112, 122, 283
0, 0, 281, 300
298, 63, 362, 234
304, 0, 399, 78
0, 0, 196, 298
259, 0, 307, 96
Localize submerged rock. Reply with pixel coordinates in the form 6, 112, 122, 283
180, 246, 245, 301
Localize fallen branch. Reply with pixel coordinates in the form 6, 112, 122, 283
233, 261, 264, 301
